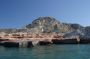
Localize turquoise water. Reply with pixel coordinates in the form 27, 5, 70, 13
0, 44, 90, 59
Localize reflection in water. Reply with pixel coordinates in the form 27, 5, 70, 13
0, 44, 90, 59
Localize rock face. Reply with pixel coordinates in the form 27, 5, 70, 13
84, 26, 90, 34
0, 16, 90, 39
52, 38, 78, 44
26, 17, 85, 36
26, 17, 61, 33
26, 17, 77, 33
83, 26, 90, 38
0, 29, 28, 34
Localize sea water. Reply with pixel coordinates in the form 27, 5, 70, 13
0, 44, 90, 59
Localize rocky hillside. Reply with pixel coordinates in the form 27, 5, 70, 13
26, 17, 84, 33
26, 17, 62, 33
0, 29, 27, 33
25, 16, 90, 38
0, 16, 90, 38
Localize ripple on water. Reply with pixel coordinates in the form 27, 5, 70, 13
0, 44, 90, 59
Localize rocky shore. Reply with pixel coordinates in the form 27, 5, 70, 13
0, 16, 90, 47
0, 37, 90, 48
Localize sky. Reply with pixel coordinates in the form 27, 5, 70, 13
0, 0, 90, 28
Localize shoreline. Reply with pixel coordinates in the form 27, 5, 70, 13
0, 37, 90, 48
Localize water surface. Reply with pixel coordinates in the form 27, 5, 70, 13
0, 44, 90, 59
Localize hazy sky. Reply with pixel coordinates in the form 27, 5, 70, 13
0, 0, 90, 28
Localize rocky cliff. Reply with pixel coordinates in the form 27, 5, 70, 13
26, 17, 73, 33
26, 17, 90, 38
0, 16, 90, 38
26, 17, 83, 33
